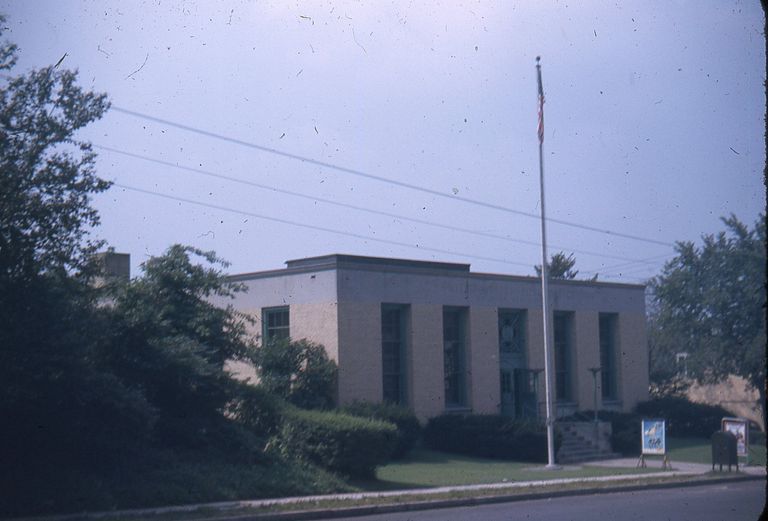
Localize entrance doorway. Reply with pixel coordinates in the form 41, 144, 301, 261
499, 310, 535, 418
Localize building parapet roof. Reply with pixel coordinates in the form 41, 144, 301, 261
228, 253, 645, 290
285, 253, 470, 273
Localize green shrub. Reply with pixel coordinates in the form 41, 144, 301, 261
229, 384, 285, 437
749, 429, 766, 446
341, 401, 421, 458
253, 339, 337, 410
634, 397, 731, 438
277, 407, 397, 478
423, 414, 557, 462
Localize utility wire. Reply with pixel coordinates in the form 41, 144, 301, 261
110, 106, 675, 248
95, 144, 668, 266
113, 182, 649, 283
584, 252, 674, 276
111, 182, 538, 270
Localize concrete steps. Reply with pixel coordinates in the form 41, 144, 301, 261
557, 422, 619, 464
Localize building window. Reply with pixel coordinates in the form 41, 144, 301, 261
499, 309, 526, 353
553, 311, 573, 402
381, 304, 409, 405
443, 307, 468, 408
263, 306, 289, 343
599, 313, 619, 400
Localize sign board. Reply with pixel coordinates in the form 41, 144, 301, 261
641, 419, 666, 455
721, 417, 748, 457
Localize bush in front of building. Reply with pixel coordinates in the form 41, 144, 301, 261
252, 339, 338, 410
423, 414, 556, 462
276, 407, 398, 478
634, 397, 732, 438
228, 384, 286, 437
341, 401, 422, 459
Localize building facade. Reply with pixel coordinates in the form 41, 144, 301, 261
224, 254, 649, 421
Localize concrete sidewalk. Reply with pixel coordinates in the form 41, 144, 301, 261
589, 456, 767, 476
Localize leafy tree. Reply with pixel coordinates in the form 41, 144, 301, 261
534, 251, 597, 280
0, 19, 153, 476
648, 214, 766, 427
253, 338, 338, 410
0, 28, 110, 284
104, 245, 260, 446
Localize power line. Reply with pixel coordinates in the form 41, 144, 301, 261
95, 144, 669, 266
109, 106, 675, 248
110, 182, 538, 270
589, 252, 674, 274
113, 182, 650, 283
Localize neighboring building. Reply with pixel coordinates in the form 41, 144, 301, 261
686, 376, 764, 431
222, 254, 649, 421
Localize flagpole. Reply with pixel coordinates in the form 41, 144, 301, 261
536, 56, 558, 469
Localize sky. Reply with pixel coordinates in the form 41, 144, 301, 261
2, 1, 765, 282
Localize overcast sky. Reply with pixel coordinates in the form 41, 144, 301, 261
3, 1, 765, 282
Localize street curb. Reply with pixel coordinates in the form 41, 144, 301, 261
174, 474, 767, 521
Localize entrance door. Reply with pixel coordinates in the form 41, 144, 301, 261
499, 310, 527, 418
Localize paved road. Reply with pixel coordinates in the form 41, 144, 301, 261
311, 479, 766, 521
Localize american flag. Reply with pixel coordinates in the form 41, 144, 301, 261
538, 91, 545, 144
536, 57, 545, 145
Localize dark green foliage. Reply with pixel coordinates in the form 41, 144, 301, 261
749, 429, 766, 446
0, 444, 349, 518
277, 407, 398, 478
634, 397, 732, 438
562, 410, 642, 456
341, 401, 422, 458
423, 415, 557, 462
0, 19, 150, 477
0, 18, 346, 509
253, 338, 338, 409
229, 384, 286, 437
0, 34, 110, 282
648, 215, 766, 427
102, 245, 259, 447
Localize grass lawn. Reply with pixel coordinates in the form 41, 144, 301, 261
667, 436, 766, 466
357, 449, 657, 491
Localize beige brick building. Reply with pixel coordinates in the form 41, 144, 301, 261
225, 254, 649, 421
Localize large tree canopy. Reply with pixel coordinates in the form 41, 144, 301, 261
0, 21, 129, 474
0, 37, 110, 284
648, 214, 766, 425
104, 245, 258, 445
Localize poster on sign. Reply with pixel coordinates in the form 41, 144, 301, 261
641, 419, 666, 455
722, 418, 748, 457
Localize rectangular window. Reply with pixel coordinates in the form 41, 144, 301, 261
443, 307, 468, 408
381, 304, 409, 405
499, 309, 526, 353
262, 306, 289, 343
599, 313, 619, 400
553, 311, 573, 402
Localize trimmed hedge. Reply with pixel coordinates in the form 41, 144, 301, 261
277, 407, 397, 478
341, 402, 421, 459
423, 414, 557, 462
634, 397, 732, 438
